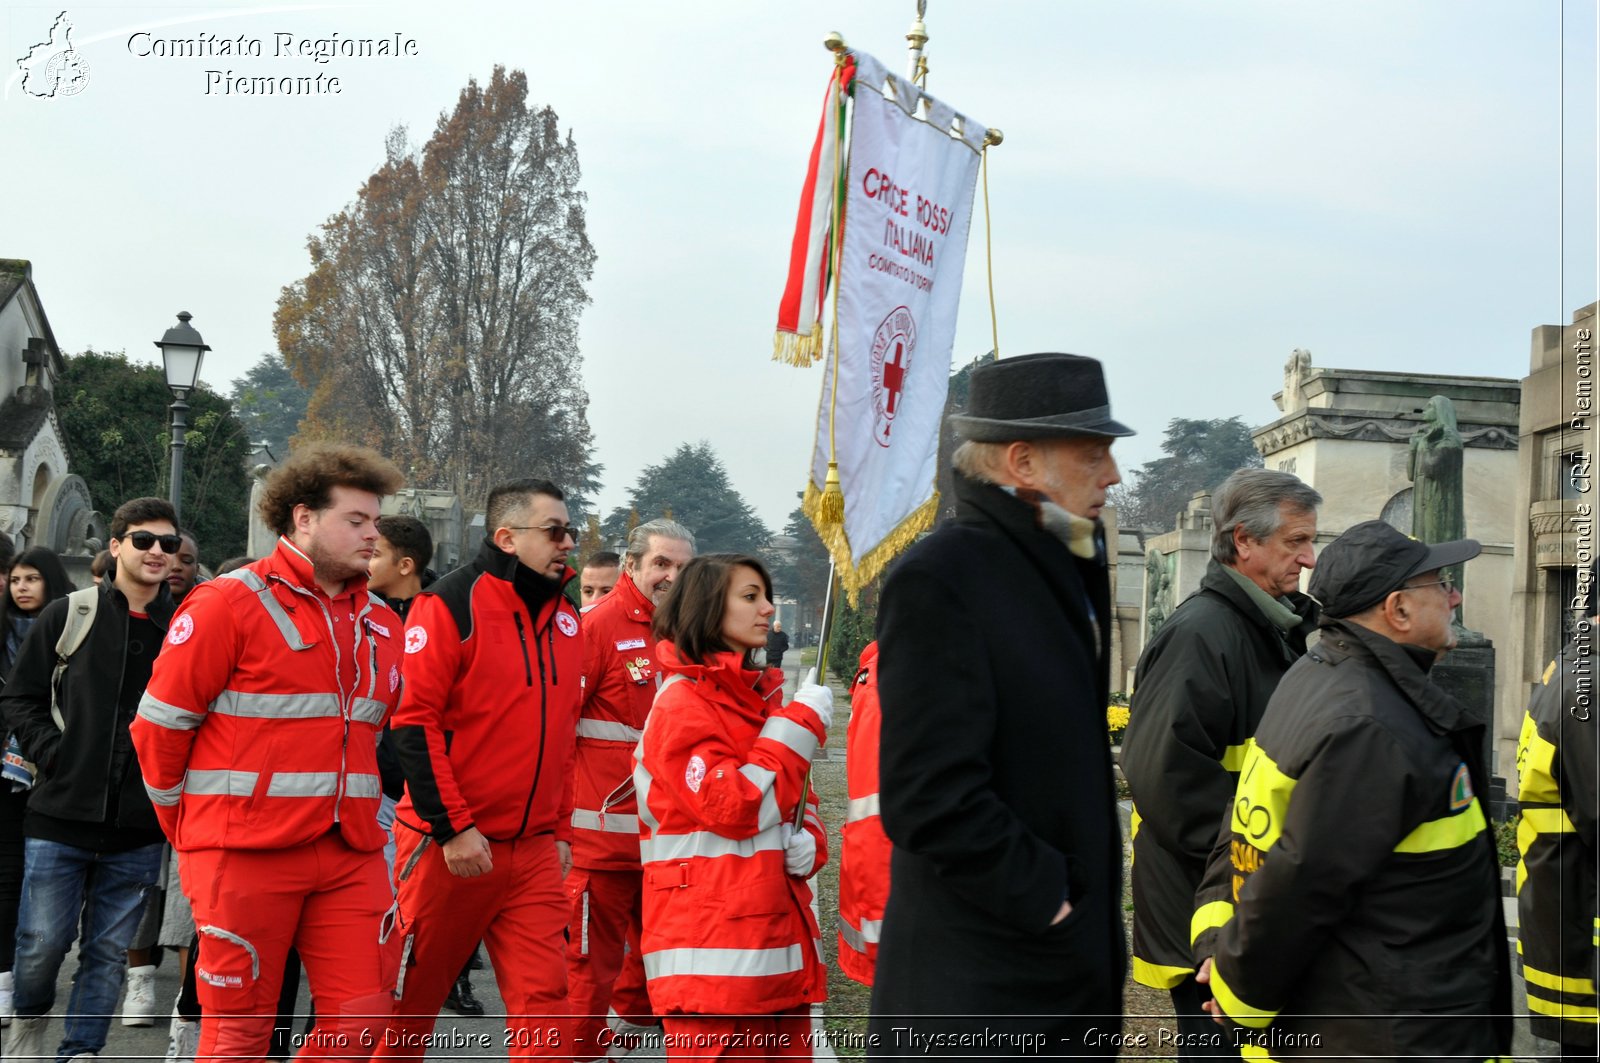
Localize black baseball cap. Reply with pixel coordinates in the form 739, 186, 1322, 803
1308, 519, 1480, 619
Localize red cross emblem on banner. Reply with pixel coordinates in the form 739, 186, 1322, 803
870, 306, 918, 448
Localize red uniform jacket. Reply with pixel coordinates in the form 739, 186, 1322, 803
573, 571, 659, 869
390, 540, 580, 843
132, 538, 403, 853
838, 641, 890, 986
634, 642, 827, 1015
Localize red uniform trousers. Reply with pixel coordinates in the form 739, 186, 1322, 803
565, 867, 656, 1060
376, 827, 568, 1061
661, 1008, 811, 1062
179, 831, 396, 1063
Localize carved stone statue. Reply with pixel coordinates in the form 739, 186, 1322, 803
1407, 395, 1468, 622
1144, 547, 1175, 639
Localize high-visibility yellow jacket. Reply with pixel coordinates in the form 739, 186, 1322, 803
1192, 619, 1511, 1057
1516, 637, 1599, 1050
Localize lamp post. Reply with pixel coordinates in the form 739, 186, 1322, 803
154, 312, 210, 520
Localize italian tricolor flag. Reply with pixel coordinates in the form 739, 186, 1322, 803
773, 56, 855, 367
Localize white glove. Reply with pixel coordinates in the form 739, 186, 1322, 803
783, 823, 817, 877
791, 674, 833, 731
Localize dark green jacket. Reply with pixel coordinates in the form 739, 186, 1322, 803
1193, 620, 1512, 1058
1516, 636, 1598, 1049
1120, 559, 1315, 989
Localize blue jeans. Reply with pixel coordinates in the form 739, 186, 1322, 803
12, 837, 164, 1060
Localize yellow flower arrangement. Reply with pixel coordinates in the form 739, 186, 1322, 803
1106, 705, 1130, 733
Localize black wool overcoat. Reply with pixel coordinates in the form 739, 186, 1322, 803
868, 474, 1127, 1058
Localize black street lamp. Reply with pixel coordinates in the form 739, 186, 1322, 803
154, 311, 210, 519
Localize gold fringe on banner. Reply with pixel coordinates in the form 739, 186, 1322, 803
772, 327, 823, 367
802, 480, 940, 606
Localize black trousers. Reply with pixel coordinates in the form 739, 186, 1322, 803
1168, 976, 1241, 1060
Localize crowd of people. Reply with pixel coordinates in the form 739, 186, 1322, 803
0, 350, 1591, 1063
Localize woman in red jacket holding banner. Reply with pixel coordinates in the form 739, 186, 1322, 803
634, 555, 832, 1060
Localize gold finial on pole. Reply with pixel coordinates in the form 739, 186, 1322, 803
906, 0, 929, 85
823, 31, 847, 54
984, 128, 1005, 147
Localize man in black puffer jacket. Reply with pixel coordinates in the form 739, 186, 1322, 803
1121, 468, 1320, 1057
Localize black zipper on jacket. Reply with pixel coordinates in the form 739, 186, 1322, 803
498, 601, 550, 843
513, 613, 534, 686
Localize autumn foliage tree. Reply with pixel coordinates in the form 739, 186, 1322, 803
275, 66, 597, 508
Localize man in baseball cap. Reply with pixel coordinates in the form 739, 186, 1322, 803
1192, 518, 1510, 1056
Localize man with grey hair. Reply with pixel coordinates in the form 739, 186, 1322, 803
1120, 467, 1321, 1058
567, 518, 694, 1061
869, 353, 1132, 1055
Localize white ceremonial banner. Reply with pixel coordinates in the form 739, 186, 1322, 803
808, 50, 987, 594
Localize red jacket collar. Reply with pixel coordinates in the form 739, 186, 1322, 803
655, 640, 786, 707
266, 536, 368, 602
616, 570, 654, 622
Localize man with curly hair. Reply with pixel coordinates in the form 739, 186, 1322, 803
133, 443, 406, 1062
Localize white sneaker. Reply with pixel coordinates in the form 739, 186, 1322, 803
0, 968, 13, 1027
3, 1015, 48, 1059
122, 964, 157, 1027
165, 1006, 199, 1063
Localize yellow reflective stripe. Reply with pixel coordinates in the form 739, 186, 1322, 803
1394, 798, 1487, 853
1518, 713, 1562, 805
1220, 742, 1249, 773
1521, 806, 1578, 833
1543, 659, 1558, 685
1230, 743, 1297, 853
1238, 1045, 1281, 1062
1129, 806, 1141, 842
1522, 962, 1598, 995
1207, 961, 1278, 1029
1526, 990, 1600, 1022
1130, 957, 1191, 989
1191, 900, 1234, 946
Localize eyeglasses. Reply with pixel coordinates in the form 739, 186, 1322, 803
507, 523, 577, 544
1403, 577, 1455, 596
121, 531, 182, 553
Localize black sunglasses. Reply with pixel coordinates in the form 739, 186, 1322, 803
122, 531, 182, 553
506, 523, 577, 544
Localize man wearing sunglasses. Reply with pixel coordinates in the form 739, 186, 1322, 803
1192, 519, 1511, 1058
1, 497, 178, 1062
379, 478, 583, 1061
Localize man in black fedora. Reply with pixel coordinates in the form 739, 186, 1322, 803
869, 352, 1132, 1057
1192, 519, 1511, 1058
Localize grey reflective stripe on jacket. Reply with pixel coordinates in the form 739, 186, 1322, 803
183, 769, 260, 797
643, 944, 806, 980
571, 809, 641, 834
210, 691, 341, 719
577, 718, 645, 742
218, 569, 309, 650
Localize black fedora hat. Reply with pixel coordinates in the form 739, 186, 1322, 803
948, 352, 1135, 442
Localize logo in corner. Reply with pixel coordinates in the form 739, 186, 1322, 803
404, 627, 428, 655
868, 305, 917, 448
17, 12, 91, 99
556, 611, 578, 638
684, 754, 707, 793
166, 613, 194, 646
1448, 761, 1473, 812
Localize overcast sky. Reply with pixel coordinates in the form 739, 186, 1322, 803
4, 1, 1595, 531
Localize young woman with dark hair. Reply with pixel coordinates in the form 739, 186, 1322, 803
0, 548, 75, 681
0, 546, 75, 1026
634, 554, 833, 1059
